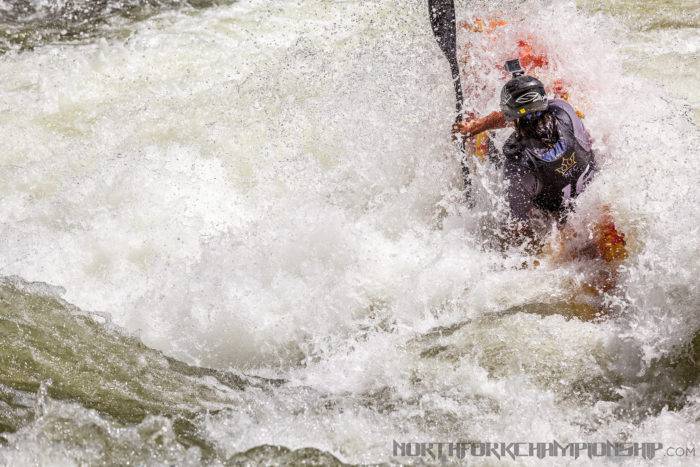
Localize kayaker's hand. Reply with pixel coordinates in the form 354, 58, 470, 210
452, 119, 478, 138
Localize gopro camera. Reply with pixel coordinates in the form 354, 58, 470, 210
505, 58, 524, 77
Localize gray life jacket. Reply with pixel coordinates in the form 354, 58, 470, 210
502, 98, 597, 214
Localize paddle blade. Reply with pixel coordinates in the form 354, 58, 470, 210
428, 0, 463, 118
428, 0, 457, 60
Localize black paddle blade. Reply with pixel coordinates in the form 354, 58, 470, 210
428, 0, 463, 119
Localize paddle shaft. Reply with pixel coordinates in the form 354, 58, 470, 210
428, 0, 473, 201
428, 0, 464, 122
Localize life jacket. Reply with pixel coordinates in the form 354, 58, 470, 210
549, 99, 592, 152
503, 99, 596, 213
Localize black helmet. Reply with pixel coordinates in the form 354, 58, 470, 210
500, 75, 548, 120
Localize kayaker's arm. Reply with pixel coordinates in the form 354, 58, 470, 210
452, 110, 508, 137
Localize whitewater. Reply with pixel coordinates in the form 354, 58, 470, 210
0, 0, 698, 464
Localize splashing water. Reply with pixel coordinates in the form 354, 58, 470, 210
0, 0, 697, 464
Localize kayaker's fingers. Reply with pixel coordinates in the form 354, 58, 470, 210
452, 121, 469, 135
455, 120, 477, 136
451, 127, 468, 143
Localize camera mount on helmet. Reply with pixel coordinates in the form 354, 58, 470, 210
504, 58, 524, 78
499, 59, 548, 120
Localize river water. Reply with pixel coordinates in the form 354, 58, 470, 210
0, 0, 698, 465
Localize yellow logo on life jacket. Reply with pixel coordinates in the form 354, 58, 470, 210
555, 153, 577, 176
519, 108, 526, 114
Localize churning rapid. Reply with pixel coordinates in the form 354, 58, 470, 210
0, 0, 698, 464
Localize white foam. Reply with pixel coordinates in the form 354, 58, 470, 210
0, 0, 697, 463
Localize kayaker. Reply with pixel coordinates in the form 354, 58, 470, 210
453, 59, 597, 240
